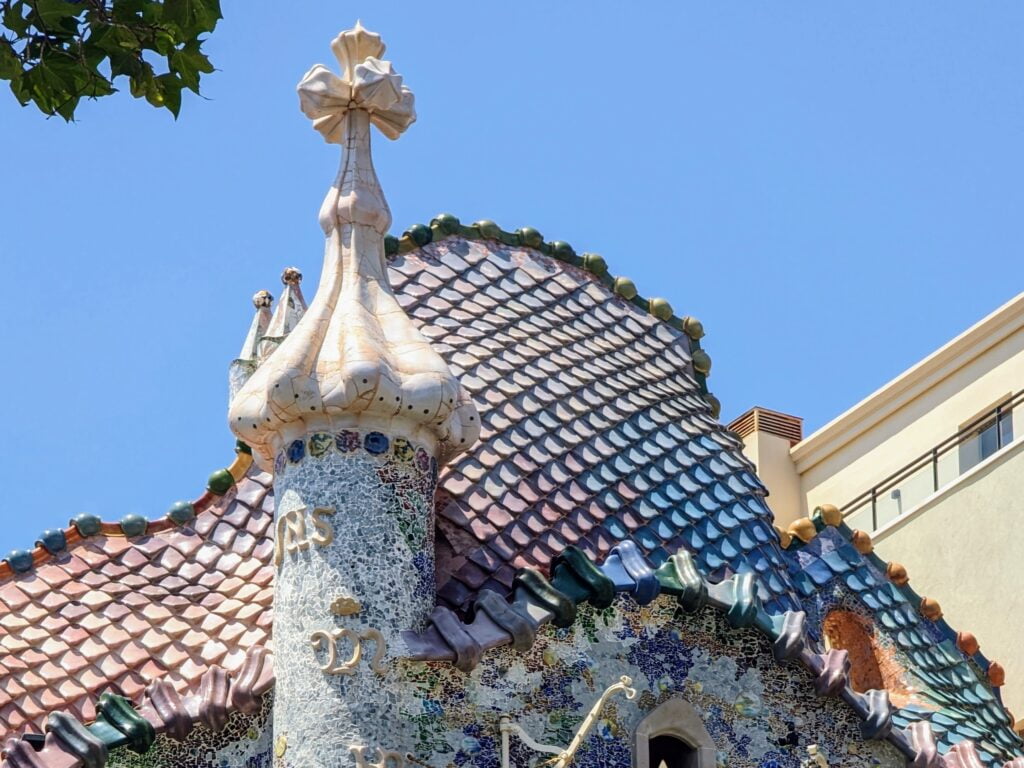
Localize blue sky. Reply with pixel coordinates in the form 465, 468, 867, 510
1, 3, 1021, 550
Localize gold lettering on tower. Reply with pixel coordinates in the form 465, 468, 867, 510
310, 506, 336, 546
310, 627, 387, 676
273, 505, 337, 566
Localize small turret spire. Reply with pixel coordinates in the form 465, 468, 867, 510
228, 289, 273, 401
258, 267, 307, 361
229, 23, 480, 468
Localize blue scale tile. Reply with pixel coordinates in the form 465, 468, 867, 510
835, 543, 862, 565
602, 517, 629, 538
719, 537, 740, 560
681, 528, 704, 550
650, 490, 673, 510
703, 550, 724, 570
739, 471, 761, 489
650, 518, 676, 540
698, 435, 719, 453
647, 547, 670, 567
633, 526, 660, 551
861, 593, 882, 611
805, 558, 835, 586
820, 549, 853, 574
708, 457, 729, 476
711, 482, 733, 503
747, 497, 771, 517
844, 572, 868, 592
736, 528, 757, 550
696, 491, 718, 511
730, 501, 755, 522
692, 466, 714, 485
700, 518, 725, 542
716, 505, 739, 529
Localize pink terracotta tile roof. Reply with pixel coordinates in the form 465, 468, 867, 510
0, 471, 274, 740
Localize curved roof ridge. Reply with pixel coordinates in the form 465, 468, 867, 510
0, 442, 256, 582
778, 505, 1012, 704
386, 213, 719, 416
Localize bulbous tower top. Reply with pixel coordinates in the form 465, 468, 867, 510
229, 22, 480, 468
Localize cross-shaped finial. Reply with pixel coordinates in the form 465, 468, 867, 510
297, 21, 416, 144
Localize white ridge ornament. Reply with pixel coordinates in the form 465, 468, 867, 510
229, 21, 479, 469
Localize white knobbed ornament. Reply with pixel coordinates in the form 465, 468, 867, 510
229, 22, 480, 467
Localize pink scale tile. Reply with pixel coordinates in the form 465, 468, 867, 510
234, 558, 261, 580
234, 603, 263, 622
14, 577, 51, 599
250, 566, 274, 587
199, 592, 227, 610
157, 547, 186, 571
98, 653, 127, 679
39, 567, 71, 589
103, 602, 131, 623
79, 591, 114, 610
166, 531, 203, 557
117, 548, 149, 570
192, 511, 220, 537
234, 479, 268, 507
218, 552, 243, 573
200, 639, 229, 665
118, 639, 151, 668
176, 657, 205, 681
194, 543, 224, 568
135, 536, 170, 556
97, 625, 132, 647
160, 617, 191, 638
39, 614, 69, 633
56, 650, 90, 676
218, 622, 247, 645
20, 671, 47, 693
116, 672, 146, 700
139, 628, 172, 652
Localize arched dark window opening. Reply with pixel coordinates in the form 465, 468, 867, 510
649, 734, 698, 768
634, 697, 716, 768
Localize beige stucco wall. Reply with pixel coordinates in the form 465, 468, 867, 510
872, 439, 1024, 718
741, 431, 803, 527
792, 295, 1024, 521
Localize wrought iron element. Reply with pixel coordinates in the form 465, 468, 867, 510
499, 675, 637, 768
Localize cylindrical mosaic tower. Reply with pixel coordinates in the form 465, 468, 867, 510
229, 22, 479, 768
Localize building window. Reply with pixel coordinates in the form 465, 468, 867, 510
634, 698, 716, 768
958, 403, 1013, 474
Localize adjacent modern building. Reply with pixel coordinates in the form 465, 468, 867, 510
731, 292, 1024, 719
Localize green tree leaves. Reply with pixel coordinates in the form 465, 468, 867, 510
0, 0, 221, 120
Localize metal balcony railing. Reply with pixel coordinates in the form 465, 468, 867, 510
840, 388, 1022, 532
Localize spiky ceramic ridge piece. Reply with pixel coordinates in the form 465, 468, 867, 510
229, 25, 479, 467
